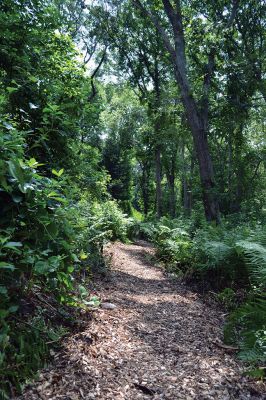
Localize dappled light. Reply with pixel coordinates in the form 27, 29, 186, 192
0, 0, 265, 398
17, 242, 264, 399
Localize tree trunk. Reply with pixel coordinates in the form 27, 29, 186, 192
182, 176, 191, 215
141, 165, 150, 216
166, 171, 176, 218
166, 153, 177, 219
155, 145, 163, 218
173, 67, 220, 223
181, 142, 192, 215
134, 0, 221, 223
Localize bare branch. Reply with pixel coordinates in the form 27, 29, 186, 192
83, 40, 97, 64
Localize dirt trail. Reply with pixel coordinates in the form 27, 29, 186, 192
19, 241, 264, 400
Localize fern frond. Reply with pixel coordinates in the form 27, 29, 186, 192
236, 240, 266, 286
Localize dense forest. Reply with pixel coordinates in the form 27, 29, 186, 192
0, 0, 265, 398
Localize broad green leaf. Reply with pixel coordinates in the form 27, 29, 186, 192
27, 158, 44, 168
6, 87, 18, 94
34, 261, 49, 274
0, 262, 15, 271
52, 168, 64, 177
28, 76, 38, 83
45, 222, 58, 236
7, 160, 25, 185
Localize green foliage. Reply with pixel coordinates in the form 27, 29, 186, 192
0, 0, 265, 393
139, 217, 266, 370
154, 225, 192, 266
224, 297, 266, 367
0, 311, 68, 396
217, 288, 236, 310
0, 2, 117, 396
0, 123, 88, 395
129, 220, 159, 241
92, 200, 132, 242
223, 231, 266, 370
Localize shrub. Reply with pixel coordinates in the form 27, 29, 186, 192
92, 200, 131, 242
0, 123, 114, 395
154, 225, 192, 266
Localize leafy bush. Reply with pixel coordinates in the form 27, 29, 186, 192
154, 225, 192, 266
190, 226, 249, 286
0, 123, 120, 395
92, 200, 132, 242
0, 313, 68, 397
128, 220, 158, 241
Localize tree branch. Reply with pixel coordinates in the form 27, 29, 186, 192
226, 0, 240, 28
132, 0, 176, 61
88, 48, 107, 101
202, 48, 215, 131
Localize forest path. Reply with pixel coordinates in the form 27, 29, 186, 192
20, 241, 263, 400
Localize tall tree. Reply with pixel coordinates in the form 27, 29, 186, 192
132, 0, 239, 222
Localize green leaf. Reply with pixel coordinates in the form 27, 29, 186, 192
4, 241, 23, 248
0, 262, 15, 271
34, 261, 49, 274
79, 251, 88, 260
7, 160, 25, 186
71, 253, 80, 263
46, 222, 59, 236
67, 265, 74, 273
0, 309, 9, 319
0, 286, 7, 295
48, 191, 59, 197
28, 76, 39, 83
6, 86, 18, 94
27, 158, 44, 168
0, 176, 9, 192
78, 285, 88, 297
52, 168, 64, 177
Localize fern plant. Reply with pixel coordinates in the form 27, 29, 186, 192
224, 227, 266, 372
224, 296, 266, 365
236, 240, 266, 286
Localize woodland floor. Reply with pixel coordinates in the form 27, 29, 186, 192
18, 241, 265, 400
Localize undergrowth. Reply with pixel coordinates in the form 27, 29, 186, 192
131, 216, 266, 377
0, 124, 131, 397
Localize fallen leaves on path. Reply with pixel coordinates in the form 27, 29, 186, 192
17, 241, 265, 399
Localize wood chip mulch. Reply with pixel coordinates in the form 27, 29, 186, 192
17, 241, 265, 400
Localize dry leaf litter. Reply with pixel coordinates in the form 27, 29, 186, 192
17, 241, 265, 400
